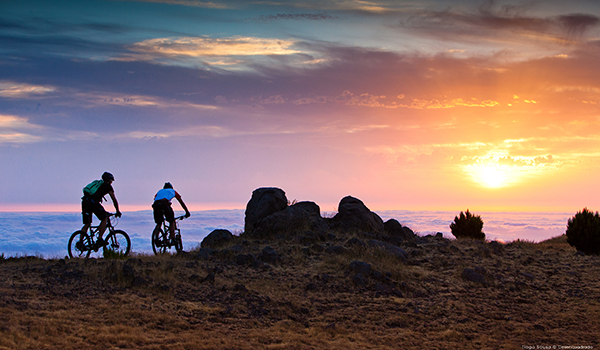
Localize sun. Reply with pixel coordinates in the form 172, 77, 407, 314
467, 163, 513, 188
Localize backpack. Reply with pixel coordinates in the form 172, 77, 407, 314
83, 180, 103, 197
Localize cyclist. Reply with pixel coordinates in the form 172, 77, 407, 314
152, 182, 191, 241
81, 172, 122, 247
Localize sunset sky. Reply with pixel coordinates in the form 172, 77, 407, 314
1, 0, 600, 213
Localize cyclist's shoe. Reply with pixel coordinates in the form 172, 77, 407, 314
75, 241, 84, 251
95, 238, 109, 249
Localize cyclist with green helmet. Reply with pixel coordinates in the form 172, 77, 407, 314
81, 172, 122, 247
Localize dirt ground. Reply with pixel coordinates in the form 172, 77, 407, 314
0, 234, 599, 350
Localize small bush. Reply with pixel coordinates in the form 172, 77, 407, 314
450, 210, 485, 240
566, 208, 600, 255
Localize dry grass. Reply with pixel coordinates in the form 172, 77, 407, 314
0, 234, 599, 349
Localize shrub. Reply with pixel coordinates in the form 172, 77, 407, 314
566, 208, 600, 255
450, 209, 485, 240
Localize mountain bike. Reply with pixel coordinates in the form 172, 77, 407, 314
152, 215, 186, 255
68, 213, 131, 258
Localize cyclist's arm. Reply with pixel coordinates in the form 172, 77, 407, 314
108, 191, 122, 217
175, 194, 190, 217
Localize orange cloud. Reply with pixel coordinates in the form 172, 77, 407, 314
0, 81, 56, 98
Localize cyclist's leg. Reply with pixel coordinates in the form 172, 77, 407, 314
169, 220, 176, 239
152, 202, 165, 237
94, 204, 108, 239
163, 203, 176, 240
81, 198, 93, 233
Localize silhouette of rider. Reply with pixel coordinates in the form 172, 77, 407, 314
81, 172, 121, 247
152, 182, 190, 241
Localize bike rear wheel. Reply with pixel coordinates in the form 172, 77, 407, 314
68, 230, 92, 258
104, 230, 131, 257
152, 227, 182, 255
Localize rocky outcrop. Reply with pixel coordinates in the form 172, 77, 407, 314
243, 188, 330, 238
244, 187, 288, 234
331, 196, 384, 233
242, 188, 412, 246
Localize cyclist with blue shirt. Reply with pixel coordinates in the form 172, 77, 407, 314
152, 182, 190, 241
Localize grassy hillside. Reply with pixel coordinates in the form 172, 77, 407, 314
0, 233, 599, 349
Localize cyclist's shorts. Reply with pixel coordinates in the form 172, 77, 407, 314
82, 197, 107, 225
152, 199, 175, 224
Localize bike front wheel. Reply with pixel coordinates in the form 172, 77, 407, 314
104, 230, 131, 257
68, 230, 92, 258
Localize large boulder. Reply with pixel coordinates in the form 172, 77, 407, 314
201, 229, 234, 248
293, 201, 321, 217
248, 204, 311, 237
244, 188, 330, 238
331, 196, 384, 233
244, 188, 288, 234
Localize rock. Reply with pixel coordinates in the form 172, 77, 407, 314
201, 229, 234, 248
349, 261, 372, 276
202, 272, 215, 284
332, 196, 384, 233
489, 241, 504, 255
384, 219, 415, 240
462, 268, 486, 284
293, 201, 321, 217
521, 272, 535, 281
244, 187, 288, 234
234, 284, 248, 292
298, 231, 322, 244
325, 246, 347, 255
259, 246, 282, 264
122, 263, 136, 281
245, 203, 314, 238
310, 244, 325, 253
368, 239, 407, 262
374, 283, 392, 292
352, 273, 367, 287
346, 238, 366, 248
192, 247, 214, 260
224, 244, 244, 254
235, 254, 254, 266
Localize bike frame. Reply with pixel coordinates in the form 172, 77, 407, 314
152, 215, 186, 254
86, 214, 117, 243
161, 215, 185, 238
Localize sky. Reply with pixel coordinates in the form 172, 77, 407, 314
1, 0, 600, 213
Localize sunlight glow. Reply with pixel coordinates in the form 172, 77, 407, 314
470, 163, 512, 188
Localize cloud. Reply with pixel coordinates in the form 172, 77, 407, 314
122, 36, 321, 71
77, 92, 219, 110
130, 36, 300, 58
0, 81, 56, 98
254, 13, 337, 22
115, 0, 230, 9
0, 114, 43, 143
401, 3, 600, 49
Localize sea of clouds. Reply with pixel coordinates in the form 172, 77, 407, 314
0, 209, 572, 258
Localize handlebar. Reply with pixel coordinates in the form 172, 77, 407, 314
175, 215, 188, 221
